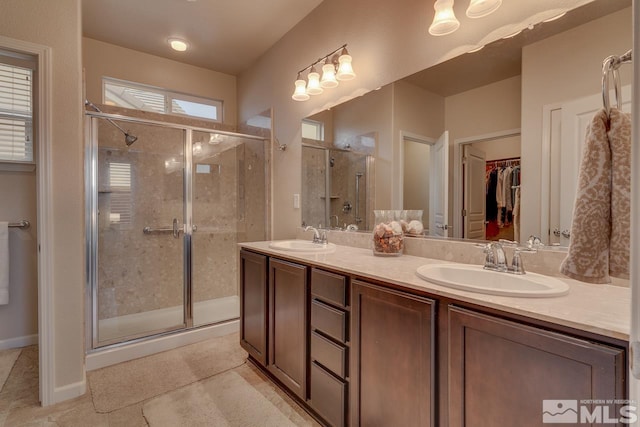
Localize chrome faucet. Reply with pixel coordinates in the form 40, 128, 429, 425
304, 226, 328, 244
482, 242, 508, 272
329, 215, 340, 229
478, 240, 537, 275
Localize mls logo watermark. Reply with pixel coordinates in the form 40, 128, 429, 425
543, 400, 637, 424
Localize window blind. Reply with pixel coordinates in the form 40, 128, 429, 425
0, 62, 33, 162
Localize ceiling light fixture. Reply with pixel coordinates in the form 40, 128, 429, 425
168, 38, 189, 52
466, 0, 502, 19
291, 44, 356, 102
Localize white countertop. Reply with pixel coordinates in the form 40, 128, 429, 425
240, 240, 630, 342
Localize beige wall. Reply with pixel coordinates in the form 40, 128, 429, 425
0, 0, 85, 394
472, 136, 521, 161
392, 80, 445, 208
83, 38, 238, 126
0, 171, 38, 344
521, 7, 632, 241
238, 0, 590, 239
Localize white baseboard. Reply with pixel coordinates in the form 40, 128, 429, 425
52, 378, 86, 404
0, 334, 38, 351
85, 320, 239, 371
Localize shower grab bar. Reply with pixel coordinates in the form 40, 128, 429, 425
355, 173, 363, 224
8, 220, 30, 229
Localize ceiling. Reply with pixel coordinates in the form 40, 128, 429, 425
82, 0, 323, 75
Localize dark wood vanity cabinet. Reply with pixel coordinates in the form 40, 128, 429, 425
239, 250, 268, 366
351, 280, 436, 427
240, 249, 627, 427
309, 268, 350, 427
447, 306, 626, 427
267, 258, 309, 400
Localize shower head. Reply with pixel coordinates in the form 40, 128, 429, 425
125, 133, 138, 146
85, 99, 138, 146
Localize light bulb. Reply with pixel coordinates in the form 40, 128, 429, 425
292, 77, 310, 101
320, 61, 339, 88
429, 0, 460, 36
306, 66, 323, 95
336, 49, 356, 81
168, 38, 189, 52
466, 0, 502, 19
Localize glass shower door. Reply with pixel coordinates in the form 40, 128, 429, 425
190, 131, 268, 327
93, 118, 187, 346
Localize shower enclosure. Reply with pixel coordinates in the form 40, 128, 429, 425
85, 112, 268, 348
301, 145, 373, 230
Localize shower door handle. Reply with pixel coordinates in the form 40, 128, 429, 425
172, 218, 180, 239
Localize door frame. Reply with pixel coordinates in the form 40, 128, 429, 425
453, 128, 520, 239
0, 35, 55, 406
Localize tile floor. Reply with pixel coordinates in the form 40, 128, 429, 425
0, 333, 319, 426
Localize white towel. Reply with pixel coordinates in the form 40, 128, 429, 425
0, 222, 8, 305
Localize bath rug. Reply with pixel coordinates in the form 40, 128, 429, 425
88, 332, 246, 412
142, 365, 314, 427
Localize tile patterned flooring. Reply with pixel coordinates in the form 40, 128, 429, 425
0, 334, 319, 426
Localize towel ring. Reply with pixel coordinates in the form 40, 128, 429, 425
602, 49, 632, 119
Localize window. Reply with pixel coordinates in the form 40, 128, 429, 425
109, 162, 132, 225
103, 77, 222, 123
302, 119, 324, 141
0, 51, 35, 163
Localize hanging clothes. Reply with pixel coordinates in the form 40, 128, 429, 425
485, 168, 498, 222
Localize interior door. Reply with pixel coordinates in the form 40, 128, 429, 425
430, 131, 449, 237
463, 145, 486, 240
558, 85, 631, 246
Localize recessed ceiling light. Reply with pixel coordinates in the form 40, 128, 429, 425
168, 38, 189, 52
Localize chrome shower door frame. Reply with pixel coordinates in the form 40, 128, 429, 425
85, 112, 268, 350
85, 115, 191, 349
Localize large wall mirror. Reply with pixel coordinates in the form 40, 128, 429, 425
300, 0, 631, 247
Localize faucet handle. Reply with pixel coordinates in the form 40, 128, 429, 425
527, 235, 544, 249
510, 250, 525, 274
475, 243, 495, 267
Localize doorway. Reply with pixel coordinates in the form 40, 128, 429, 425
454, 129, 521, 241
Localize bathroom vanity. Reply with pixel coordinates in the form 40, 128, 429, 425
238, 242, 629, 427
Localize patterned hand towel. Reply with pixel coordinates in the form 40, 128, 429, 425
560, 108, 631, 283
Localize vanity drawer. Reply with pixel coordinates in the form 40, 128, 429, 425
311, 300, 348, 343
311, 331, 348, 379
310, 361, 347, 427
311, 268, 348, 308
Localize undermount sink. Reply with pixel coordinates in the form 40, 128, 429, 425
415, 264, 570, 298
269, 240, 337, 253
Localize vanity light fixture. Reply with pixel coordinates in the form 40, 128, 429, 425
291, 44, 356, 101
168, 38, 189, 52
306, 65, 324, 95
429, 0, 460, 36
429, 0, 502, 36
466, 0, 502, 19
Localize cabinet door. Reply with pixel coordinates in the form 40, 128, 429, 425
268, 258, 309, 400
448, 306, 626, 427
239, 250, 268, 366
351, 280, 435, 427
